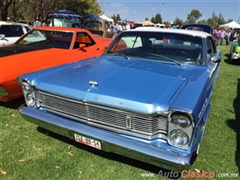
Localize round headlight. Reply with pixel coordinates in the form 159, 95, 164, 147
22, 82, 33, 92
26, 93, 35, 106
170, 130, 189, 146
171, 114, 191, 128
24, 85, 32, 91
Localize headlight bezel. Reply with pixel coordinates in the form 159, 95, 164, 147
20, 80, 36, 107
171, 112, 192, 129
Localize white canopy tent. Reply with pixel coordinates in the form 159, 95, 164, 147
100, 14, 114, 25
219, 21, 240, 29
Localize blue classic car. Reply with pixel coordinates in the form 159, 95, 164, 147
18, 27, 222, 171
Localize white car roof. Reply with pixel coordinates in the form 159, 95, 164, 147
127, 27, 211, 38
0, 21, 29, 26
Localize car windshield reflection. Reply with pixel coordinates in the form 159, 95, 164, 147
15, 30, 73, 49
106, 32, 203, 65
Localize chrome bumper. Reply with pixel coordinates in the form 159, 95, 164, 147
19, 105, 197, 172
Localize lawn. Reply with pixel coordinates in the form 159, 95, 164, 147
1, 44, 240, 180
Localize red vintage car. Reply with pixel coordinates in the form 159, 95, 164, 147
0, 26, 112, 102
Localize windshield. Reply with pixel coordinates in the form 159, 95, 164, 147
105, 31, 204, 65
47, 17, 81, 28
15, 30, 73, 49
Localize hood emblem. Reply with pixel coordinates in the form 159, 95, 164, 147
126, 116, 132, 129
89, 80, 98, 86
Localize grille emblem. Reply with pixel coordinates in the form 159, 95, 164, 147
126, 116, 132, 129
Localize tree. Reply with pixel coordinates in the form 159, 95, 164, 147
207, 12, 219, 28
111, 14, 121, 23
217, 11, 226, 26
16, 0, 59, 23
58, 0, 102, 16
174, 17, 183, 26
187, 9, 202, 24
111, 14, 116, 23
154, 13, 162, 24
0, 0, 13, 21
151, 17, 155, 23
198, 19, 207, 24
116, 14, 121, 21
3, 0, 102, 23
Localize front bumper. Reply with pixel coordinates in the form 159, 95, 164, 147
19, 105, 197, 172
231, 52, 240, 60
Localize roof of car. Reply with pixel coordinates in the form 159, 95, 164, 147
181, 24, 212, 28
0, 21, 29, 26
32, 26, 91, 33
126, 27, 211, 38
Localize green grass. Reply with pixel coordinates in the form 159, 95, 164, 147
1, 44, 240, 180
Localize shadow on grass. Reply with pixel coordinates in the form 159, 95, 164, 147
0, 97, 24, 109
37, 126, 181, 179
226, 78, 240, 173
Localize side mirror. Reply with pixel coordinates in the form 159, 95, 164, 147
211, 56, 221, 63
0, 34, 6, 39
79, 44, 86, 48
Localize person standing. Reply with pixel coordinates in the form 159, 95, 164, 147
125, 23, 130, 30
113, 23, 118, 35
226, 28, 232, 45
219, 28, 226, 45
117, 24, 123, 34
176, 22, 182, 29
34, 18, 41, 27
42, 20, 47, 26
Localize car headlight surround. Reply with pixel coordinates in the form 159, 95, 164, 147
171, 112, 191, 128
170, 129, 189, 146
21, 81, 36, 107
168, 111, 194, 149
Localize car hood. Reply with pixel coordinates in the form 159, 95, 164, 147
28, 56, 199, 113
0, 44, 52, 57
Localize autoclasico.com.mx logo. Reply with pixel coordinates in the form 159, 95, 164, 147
140, 169, 239, 178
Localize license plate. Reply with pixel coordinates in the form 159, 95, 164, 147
74, 133, 101, 150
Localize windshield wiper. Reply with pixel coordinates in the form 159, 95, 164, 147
106, 51, 130, 60
146, 52, 182, 66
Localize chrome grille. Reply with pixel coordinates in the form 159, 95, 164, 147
36, 90, 168, 138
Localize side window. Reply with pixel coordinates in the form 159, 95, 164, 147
24, 26, 31, 32
105, 22, 110, 30
0, 25, 24, 37
206, 37, 214, 63
73, 32, 94, 49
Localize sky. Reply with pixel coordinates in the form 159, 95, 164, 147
97, 0, 240, 23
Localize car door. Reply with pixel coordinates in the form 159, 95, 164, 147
206, 36, 221, 95
70, 32, 105, 60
